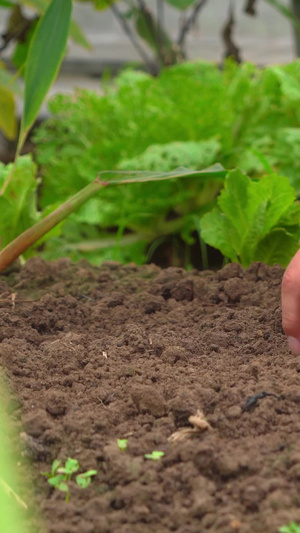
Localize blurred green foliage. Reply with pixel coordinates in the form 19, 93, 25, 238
33, 60, 300, 265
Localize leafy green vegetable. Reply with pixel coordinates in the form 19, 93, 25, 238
200, 170, 300, 267
119, 140, 221, 172
0, 155, 40, 250
29, 59, 300, 266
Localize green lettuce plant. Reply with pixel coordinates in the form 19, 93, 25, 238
200, 169, 300, 268
28, 60, 300, 266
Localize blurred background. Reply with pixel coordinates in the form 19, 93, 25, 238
0, 0, 298, 100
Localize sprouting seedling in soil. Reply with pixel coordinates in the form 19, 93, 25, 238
42, 458, 97, 502
0, 165, 226, 273
117, 439, 128, 452
279, 523, 300, 533
144, 451, 165, 461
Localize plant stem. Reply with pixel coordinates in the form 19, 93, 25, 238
290, 0, 300, 55
0, 178, 105, 273
157, 0, 164, 29
244, 0, 257, 15
109, 2, 156, 73
177, 0, 208, 52
156, 0, 166, 63
136, 0, 164, 66
0, 166, 226, 273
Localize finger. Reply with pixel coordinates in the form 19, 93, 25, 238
281, 249, 300, 354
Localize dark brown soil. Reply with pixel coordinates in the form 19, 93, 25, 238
0, 258, 299, 533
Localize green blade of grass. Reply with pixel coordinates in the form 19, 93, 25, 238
17, 0, 72, 153
0, 178, 104, 273
97, 164, 227, 185
0, 377, 31, 533
0, 165, 226, 273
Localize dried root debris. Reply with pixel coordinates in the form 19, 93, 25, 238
168, 409, 212, 443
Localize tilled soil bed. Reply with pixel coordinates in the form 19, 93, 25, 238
0, 257, 300, 533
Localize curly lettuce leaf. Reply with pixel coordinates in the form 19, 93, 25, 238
201, 169, 299, 267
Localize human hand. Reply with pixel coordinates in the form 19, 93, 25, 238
281, 249, 300, 354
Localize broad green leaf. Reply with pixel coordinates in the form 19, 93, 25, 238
0, 85, 17, 140
255, 229, 299, 267
201, 170, 300, 267
269, 66, 300, 101
0, 0, 14, 6
217, 169, 249, 238
18, 0, 72, 151
278, 202, 300, 234
247, 174, 296, 233
12, 19, 38, 71
200, 210, 240, 261
18, 0, 91, 48
165, 0, 196, 9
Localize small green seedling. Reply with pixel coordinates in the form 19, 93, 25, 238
144, 451, 165, 461
42, 458, 97, 502
279, 523, 300, 533
117, 439, 128, 452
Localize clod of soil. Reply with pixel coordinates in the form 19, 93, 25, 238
0, 257, 299, 533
